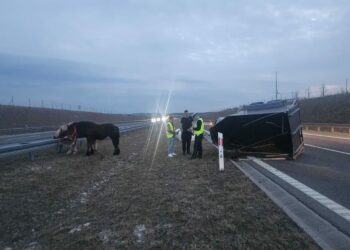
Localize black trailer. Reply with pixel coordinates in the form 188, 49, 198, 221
210, 100, 304, 159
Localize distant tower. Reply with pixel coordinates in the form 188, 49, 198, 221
321, 84, 326, 97
275, 72, 278, 100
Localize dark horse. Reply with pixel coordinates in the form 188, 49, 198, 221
54, 121, 120, 156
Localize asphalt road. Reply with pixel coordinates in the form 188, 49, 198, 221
0, 121, 150, 157
264, 133, 350, 209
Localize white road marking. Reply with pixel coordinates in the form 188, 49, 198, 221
249, 158, 350, 222
231, 160, 241, 169
305, 144, 350, 156
304, 133, 350, 141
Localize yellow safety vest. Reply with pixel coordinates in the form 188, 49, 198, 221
166, 121, 175, 138
193, 118, 204, 136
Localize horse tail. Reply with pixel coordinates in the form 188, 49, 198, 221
112, 125, 120, 155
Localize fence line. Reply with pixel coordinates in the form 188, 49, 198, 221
303, 123, 350, 137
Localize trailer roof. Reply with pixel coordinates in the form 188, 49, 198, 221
235, 99, 298, 116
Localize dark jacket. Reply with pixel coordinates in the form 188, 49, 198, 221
181, 116, 193, 132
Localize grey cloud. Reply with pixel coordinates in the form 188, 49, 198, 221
0, 0, 349, 112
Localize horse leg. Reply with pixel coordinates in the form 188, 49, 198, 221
86, 138, 93, 156
72, 140, 78, 154
110, 135, 120, 155
66, 142, 74, 155
92, 140, 97, 151
66, 146, 72, 155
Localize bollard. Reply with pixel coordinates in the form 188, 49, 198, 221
218, 132, 224, 171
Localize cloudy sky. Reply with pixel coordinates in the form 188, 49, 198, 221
0, 0, 349, 113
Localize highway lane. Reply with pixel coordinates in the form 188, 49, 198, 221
0, 131, 54, 146
262, 133, 350, 209
304, 132, 350, 153
0, 121, 150, 157
0, 121, 148, 146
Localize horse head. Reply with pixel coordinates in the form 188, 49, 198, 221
54, 122, 74, 139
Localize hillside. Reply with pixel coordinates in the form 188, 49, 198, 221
201, 94, 350, 124
2, 93, 349, 130
299, 94, 350, 124
201, 108, 239, 122
0, 105, 147, 129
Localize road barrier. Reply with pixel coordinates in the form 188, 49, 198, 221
0, 121, 150, 159
303, 123, 350, 137
0, 125, 58, 135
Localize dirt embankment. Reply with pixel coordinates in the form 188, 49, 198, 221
0, 125, 318, 249
0, 105, 146, 129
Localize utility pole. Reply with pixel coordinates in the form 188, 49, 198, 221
275, 72, 278, 100
346, 78, 348, 94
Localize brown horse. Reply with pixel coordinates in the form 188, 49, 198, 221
54, 121, 120, 156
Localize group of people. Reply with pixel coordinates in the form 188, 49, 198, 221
166, 110, 204, 159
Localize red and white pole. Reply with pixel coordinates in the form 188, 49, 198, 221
218, 132, 224, 171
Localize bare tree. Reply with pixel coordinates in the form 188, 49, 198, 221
10, 96, 14, 105
294, 91, 299, 100
346, 79, 348, 94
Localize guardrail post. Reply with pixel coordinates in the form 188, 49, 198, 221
57, 143, 63, 153
28, 151, 35, 161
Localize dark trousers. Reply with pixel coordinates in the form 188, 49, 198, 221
192, 134, 203, 158
181, 131, 192, 154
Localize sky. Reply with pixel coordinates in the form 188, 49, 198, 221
0, 0, 349, 114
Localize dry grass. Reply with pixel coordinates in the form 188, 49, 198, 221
299, 93, 350, 124
0, 126, 319, 249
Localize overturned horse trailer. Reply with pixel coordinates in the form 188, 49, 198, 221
210, 100, 304, 159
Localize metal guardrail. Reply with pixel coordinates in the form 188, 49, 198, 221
0, 125, 58, 135
0, 121, 150, 159
303, 123, 350, 137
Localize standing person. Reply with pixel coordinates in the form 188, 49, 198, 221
166, 116, 177, 158
180, 110, 193, 155
191, 113, 204, 159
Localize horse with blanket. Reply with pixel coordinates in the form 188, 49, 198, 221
54, 121, 120, 156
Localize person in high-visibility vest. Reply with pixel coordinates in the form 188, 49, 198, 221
191, 113, 204, 159
166, 116, 177, 158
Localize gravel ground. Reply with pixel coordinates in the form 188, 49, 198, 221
0, 124, 319, 249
